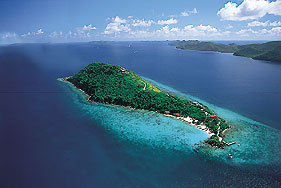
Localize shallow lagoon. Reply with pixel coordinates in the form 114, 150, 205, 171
61, 76, 281, 167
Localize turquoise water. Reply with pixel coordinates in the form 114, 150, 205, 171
62, 76, 281, 169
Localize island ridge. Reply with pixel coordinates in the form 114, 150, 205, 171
169, 40, 281, 63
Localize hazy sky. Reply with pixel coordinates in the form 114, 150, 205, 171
1, 0, 281, 43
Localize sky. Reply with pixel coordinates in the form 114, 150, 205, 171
0, 0, 281, 43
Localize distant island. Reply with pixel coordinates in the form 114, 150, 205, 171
63, 62, 234, 148
169, 40, 281, 63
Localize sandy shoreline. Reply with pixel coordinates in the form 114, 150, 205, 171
165, 115, 234, 146
163, 114, 213, 136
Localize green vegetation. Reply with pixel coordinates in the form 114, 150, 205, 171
66, 62, 230, 147
169, 40, 281, 62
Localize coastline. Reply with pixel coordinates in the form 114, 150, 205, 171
58, 77, 212, 135
173, 45, 281, 63
58, 77, 91, 100
58, 77, 234, 147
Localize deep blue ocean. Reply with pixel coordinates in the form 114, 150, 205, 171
0, 41, 281, 188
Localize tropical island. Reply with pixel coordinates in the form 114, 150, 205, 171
169, 40, 281, 63
63, 62, 233, 148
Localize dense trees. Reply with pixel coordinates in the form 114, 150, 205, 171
67, 62, 229, 146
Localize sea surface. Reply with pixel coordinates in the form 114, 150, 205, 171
0, 41, 281, 187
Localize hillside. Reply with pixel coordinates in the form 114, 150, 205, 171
169, 40, 281, 62
65, 62, 231, 147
